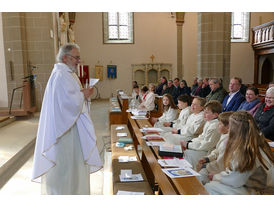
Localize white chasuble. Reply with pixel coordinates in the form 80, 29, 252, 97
32, 63, 102, 194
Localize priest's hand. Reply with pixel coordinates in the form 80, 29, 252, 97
81, 87, 94, 99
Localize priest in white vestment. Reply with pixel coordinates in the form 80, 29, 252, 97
32, 43, 102, 195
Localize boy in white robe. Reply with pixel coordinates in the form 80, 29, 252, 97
181, 100, 222, 170
196, 112, 233, 184
32, 43, 102, 195
163, 97, 206, 144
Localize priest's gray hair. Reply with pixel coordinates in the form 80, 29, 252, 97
56, 43, 80, 63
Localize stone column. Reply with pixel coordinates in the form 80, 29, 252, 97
176, 12, 185, 79
197, 12, 231, 89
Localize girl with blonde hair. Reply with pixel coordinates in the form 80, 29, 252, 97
205, 111, 274, 194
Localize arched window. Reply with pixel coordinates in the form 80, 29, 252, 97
103, 12, 134, 44
231, 12, 250, 42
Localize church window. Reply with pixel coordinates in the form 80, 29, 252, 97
231, 12, 250, 42
103, 12, 134, 44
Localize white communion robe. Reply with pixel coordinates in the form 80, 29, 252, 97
183, 118, 221, 169
161, 106, 191, 133
138, 91, 155, 111
163, 111, 205, 144
154, 107, 178, 128
32, 63, 102, 195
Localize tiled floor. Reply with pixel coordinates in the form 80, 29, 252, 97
0, 99, 112, 195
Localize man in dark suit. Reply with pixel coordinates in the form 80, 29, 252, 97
155, 76, 167, 95
164, 79, 175, 95
222, 77, 245, 112
172, 77, 180, 104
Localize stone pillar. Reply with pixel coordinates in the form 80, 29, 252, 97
197, 12, 231, 89
176, 12, 185, 79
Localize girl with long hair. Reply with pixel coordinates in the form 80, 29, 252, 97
153, 93, 178, 128
205, 111, 274, 194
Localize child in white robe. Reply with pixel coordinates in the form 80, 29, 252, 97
196, 112, 233, 184
152, 93, 178, 128
161, 94, 192, 132
181, 100, 222, 170
138, 83, 156, 111
204, 111, 274, 195
163, 97, 206, 144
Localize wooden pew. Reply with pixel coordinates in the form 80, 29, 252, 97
149, 96, 163, 120
117, 94, 129, 124
128, 112, 208, 195
110, 124, 153, 195
109, 97, 123, 126
127, 114, 178, 194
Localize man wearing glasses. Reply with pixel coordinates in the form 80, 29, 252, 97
32, 43, 102, 194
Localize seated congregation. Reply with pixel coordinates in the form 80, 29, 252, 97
129, 76, 274, 195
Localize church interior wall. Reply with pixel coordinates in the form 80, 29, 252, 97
1, 12, 55, 111
0, 13, 9, 107
74, 12, 177, 98
230, 12, 274, 85
1, 12, 274, 110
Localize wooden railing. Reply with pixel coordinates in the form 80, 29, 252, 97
252, 20, 274, 49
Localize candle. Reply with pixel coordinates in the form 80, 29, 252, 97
81, 65, 84, 78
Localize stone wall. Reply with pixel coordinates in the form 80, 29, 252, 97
2, 12, 55, 111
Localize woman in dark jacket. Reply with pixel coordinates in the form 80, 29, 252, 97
254, 87, 274, 141
178, 80, 191, 96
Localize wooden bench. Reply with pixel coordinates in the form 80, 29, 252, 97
109, 97, 123, 126
110, 124, 153, 195
117, 93, 129, 124
149, 96, 163, 120
127, 113, 208, 195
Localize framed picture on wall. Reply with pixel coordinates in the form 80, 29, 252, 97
107, 65, 117, 79
95, 65, 104, 81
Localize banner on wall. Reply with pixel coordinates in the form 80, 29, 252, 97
95, 65, 104, 81
107, 65, 117, 79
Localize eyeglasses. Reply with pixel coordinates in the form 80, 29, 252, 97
67, 54, 81, 61
265, 96, 274, 100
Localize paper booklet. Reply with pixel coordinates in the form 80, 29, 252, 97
158, 158, 193, 168
141, 127, 164, 133
131, 116, 148, 120
158, 144, 184, 158
117, 132, 128, 137
162, 167, 201, 178
116, 190, 145, 195
89, 78, 99, 88
146, 141, 165, 147
119, 169, 144, 182
142, 134, 164, 141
